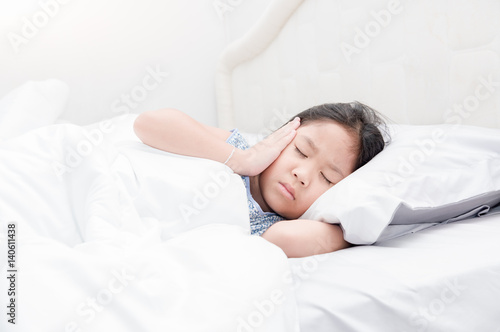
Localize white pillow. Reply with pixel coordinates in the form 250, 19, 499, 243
0, 79, 69, 141
301, 124, 500, 244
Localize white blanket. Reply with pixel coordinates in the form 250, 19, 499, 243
0, 115, 299, 332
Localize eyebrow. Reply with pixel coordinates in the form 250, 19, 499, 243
302, 135, 345, 177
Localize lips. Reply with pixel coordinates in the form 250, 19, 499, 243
279, 182, 295, 200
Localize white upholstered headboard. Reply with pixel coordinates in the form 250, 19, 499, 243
215, 0, 500, 133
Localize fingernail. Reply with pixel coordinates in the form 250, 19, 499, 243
294, 117, 300, 122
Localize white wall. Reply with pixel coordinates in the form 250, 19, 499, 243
0, 0, 272, 126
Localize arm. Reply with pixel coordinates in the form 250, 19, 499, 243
133, 108, 300, 176
261, 220, 351, 258
133, 108, 234, 165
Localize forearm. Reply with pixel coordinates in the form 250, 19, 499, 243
133, 108, 236, 165
262, 220, 351, 258
134, 109, 300, 176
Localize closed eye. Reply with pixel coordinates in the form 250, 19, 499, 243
321, 172, 333, 185
295, 146, 307, 158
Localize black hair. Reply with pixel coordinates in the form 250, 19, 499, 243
290, 101, 389, 170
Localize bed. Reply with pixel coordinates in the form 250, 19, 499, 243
215, 0, 500, 331
1, 1, 499, 332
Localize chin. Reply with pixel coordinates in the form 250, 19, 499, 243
272, 207, 300, 220
264, 193, 303, 219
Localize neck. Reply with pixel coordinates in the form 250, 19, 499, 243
249, 175, 272, 213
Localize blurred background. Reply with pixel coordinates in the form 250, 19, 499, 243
0, 0, 272, 126
1, 0, 499, 129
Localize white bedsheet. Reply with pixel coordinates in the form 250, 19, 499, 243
290, 212, 500, 332
0, 115, 299, 332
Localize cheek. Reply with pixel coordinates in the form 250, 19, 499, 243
263, 152, 289, 177
307, 183, 330, 204
260, 161, 277, 184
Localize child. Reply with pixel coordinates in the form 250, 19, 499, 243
133, 102, 387, 258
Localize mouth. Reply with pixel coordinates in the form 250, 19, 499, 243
278, 182, 295, 200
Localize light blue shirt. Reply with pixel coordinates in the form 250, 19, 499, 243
226, 129, 285, 235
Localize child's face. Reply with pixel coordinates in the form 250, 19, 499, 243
259, 120, 357, 219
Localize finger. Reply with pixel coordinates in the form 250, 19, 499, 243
267, 117, 300, 142
284, 117, 301, 130
253, 127, 296, 155
281, 127, 297, 146
272, 128, 297, 153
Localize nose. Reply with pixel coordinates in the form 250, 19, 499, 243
293, 167, 309, 187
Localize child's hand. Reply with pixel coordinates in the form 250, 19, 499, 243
227, 117, 300, 176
